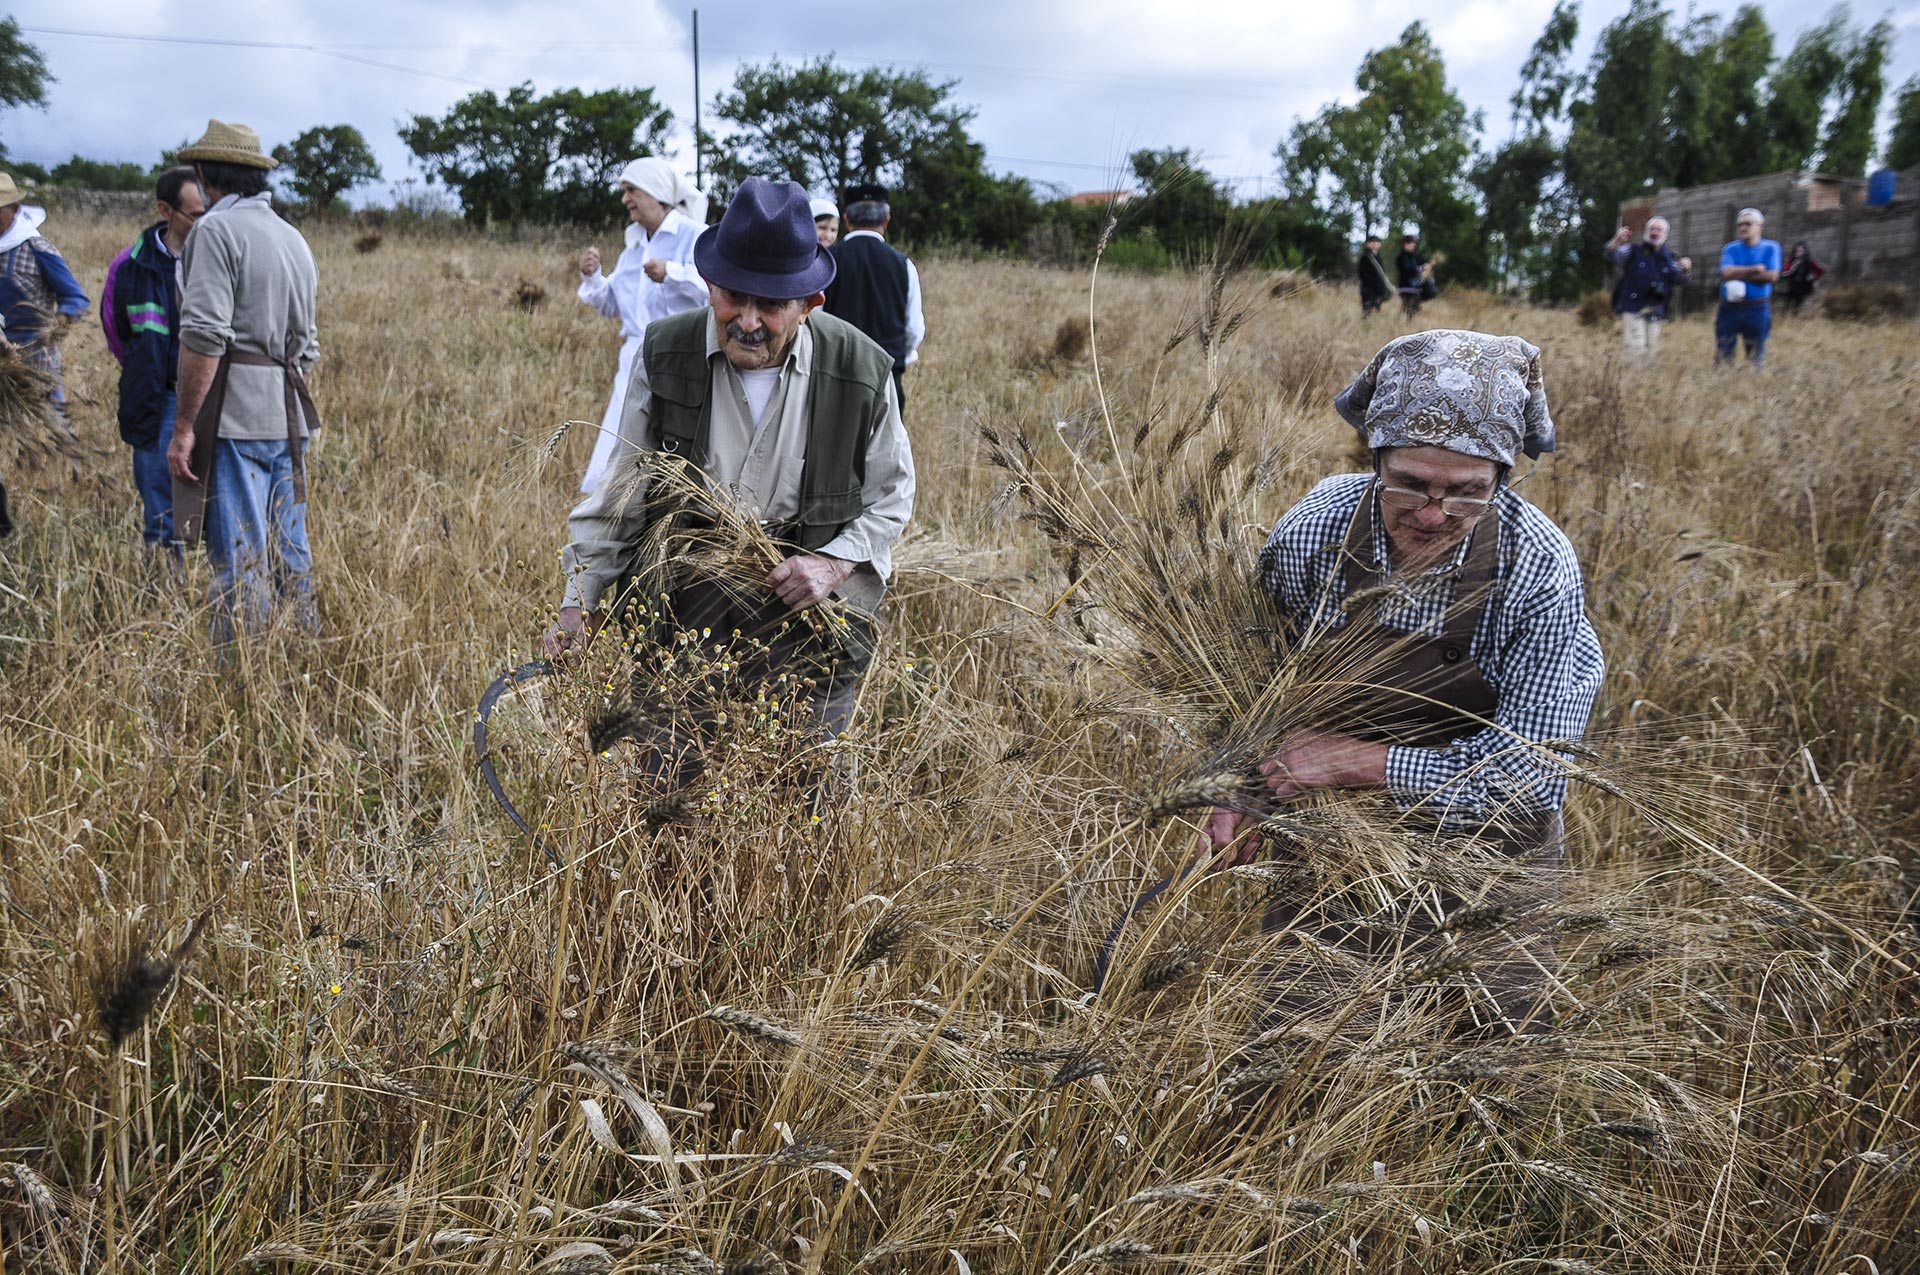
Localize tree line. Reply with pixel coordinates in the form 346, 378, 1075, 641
2, 6, 1918, 297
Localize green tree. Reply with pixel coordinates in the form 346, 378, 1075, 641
705, 56, 1033, 246
273, 124, 381, 213
1669, 6, 1775, 187
1475, 1, 1580, 291
401, 83, 674, 227
0, 16, 50, 163
47, 156, 151, 190
1888, 77, 1920, 170
1280, 23, 1484, 282
1818, 14, 1891, 174
1556, 0, 1682, 296
1123, 148, 1232, 259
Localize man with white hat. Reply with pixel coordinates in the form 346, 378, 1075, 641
0, 169, 91, 437
166, 119, 322, 643
545, 177, 914, 776
1715, 207, 1781, 367
576, 157, 709, 493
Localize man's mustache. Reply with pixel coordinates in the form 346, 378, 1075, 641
725, 322, 770, 348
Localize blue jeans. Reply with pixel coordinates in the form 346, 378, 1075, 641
1715, 301, 1772, 366
130, 392, 176, 547
203, 437, 316, 643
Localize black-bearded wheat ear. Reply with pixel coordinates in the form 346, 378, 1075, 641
98, 907, 213, 1046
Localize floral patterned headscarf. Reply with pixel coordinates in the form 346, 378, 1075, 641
1333, 330, 1555, 465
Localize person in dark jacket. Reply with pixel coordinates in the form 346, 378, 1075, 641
1778, 241, 1826, 315
1605, 217, 1691, 361
1394, 233, 1432, 318
106, 167, 204, 547
823, 183, 924, 417
1357, 234, 1393, 316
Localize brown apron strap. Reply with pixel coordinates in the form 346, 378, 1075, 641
1439, 501, 1500, 649
170, 354, 237, 546
224, 348, 319, 503
1338, 484, 1502, 651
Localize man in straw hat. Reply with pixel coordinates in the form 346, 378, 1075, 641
0, 169, 91, 432
576, 156, 710, 494
166, 120, 322, 642
544, 176, 914, 781
1200, 330, 1604, 1033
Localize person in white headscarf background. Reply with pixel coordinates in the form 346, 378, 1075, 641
576, 157, 710, 493
810, 197, 840, 247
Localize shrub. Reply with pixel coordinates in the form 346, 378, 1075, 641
1575, 290, 1613, 327
1820, 282, 1911, 321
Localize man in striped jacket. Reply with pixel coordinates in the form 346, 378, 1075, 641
103, 167, 203, 547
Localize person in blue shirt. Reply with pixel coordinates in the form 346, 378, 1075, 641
1716, 207, 1781, 367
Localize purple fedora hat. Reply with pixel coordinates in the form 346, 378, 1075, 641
694, 176, 836, 300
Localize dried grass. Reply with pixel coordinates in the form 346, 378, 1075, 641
0, 211, 1915, 1274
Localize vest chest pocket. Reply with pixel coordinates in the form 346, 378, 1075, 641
798, 482, 864, 527
648, 372, 707, 456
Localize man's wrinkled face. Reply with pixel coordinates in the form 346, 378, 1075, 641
709, 284, 823, 371
1377, 446, 1500, 569
0, 202, 17, 236
160, 182, 206, 243
1645, 218, 1668, 247
1737, 215, 1763, 245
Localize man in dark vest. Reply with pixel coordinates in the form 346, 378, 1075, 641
823, 183, 924, 416
544, 177, 915, 759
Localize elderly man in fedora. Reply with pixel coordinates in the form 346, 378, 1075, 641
544, 176, 915, 779
1200, 330, 1605, 1033
166, 120, 322, 643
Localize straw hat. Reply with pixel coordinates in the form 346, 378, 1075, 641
0, 172, 23, 207
177, 119, 278, 170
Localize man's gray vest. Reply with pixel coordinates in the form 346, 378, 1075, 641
642, 308, 892, 552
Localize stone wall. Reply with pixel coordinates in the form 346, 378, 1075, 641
34, 188, 152, 221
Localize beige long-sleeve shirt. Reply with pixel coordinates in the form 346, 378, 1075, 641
560, 311, 916, 616
178, 193, 320, 440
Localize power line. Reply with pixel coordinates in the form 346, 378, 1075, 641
24, 24, 1289, 103
20, 24, 490, 88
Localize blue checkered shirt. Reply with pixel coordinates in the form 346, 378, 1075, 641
1256, 474, 1604, 821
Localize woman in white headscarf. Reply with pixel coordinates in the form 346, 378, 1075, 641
575, 157, 709, 492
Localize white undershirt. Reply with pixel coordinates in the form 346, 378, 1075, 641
739, 367, 782, 428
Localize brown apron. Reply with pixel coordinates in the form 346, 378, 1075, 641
172, 347, 321, 547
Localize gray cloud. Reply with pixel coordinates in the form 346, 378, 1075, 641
8, 0, 1916, 205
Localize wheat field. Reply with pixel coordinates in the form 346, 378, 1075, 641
0, 210, 1916, 1273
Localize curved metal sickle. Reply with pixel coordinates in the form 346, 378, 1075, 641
472, 659, 565, 870
1091, 866, 1194, 995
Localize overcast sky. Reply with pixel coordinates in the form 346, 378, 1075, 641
8, 0, 1920, 204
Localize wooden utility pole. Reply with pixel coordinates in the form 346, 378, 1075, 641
692, 10, 702, 190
